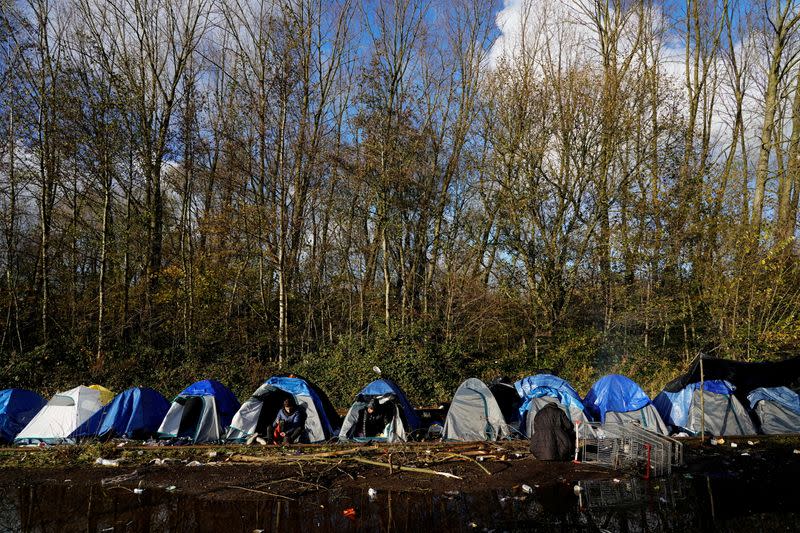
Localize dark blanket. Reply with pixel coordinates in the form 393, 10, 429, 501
530, 403, 575, 461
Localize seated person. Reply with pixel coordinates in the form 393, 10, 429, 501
270, 398, 307, 444
354, 399, 392, 438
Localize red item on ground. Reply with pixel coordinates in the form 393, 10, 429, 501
342, 508, 357, 520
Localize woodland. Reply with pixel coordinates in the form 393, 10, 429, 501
1, 0, 800, 406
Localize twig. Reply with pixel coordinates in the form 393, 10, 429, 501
228, 485, 295, 500
443, 453, 492, 476
348, 457, 462, 479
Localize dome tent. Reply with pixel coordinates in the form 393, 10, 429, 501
443, 378, 510, 441
227, 375, 340, 443
653, 380, 756, 436
0, 389, 46, 443
747, 386, 800, 434
339, 378, 420, 442
14, 386, 106, 445
157, 380, 240, 443
584, 375, 668, 435
515, 374, 593, 438
70, 387, 170, 440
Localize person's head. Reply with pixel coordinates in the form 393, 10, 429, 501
367, 399, 378, 414
283, 397, 296, 414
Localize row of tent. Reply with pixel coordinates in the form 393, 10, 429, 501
1, 357, 799, 445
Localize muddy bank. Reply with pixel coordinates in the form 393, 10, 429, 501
0, 436, 798, 531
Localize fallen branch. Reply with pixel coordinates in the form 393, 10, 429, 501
349, 457, 462, 479
228, 485, 295, 500
442, 453, 492, 476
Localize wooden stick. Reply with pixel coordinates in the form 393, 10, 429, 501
228, 485, 295, 500
349, 457, 462, 479
442, 453, 492, 476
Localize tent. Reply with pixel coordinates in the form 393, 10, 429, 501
157, 380, 240, 443
488, 377, 522, 424
748, 386, 800, 434
515, 374, 592, 438
0, 389, 46, 443
14, 386, 105, 444
227, 375, 340, 443
70, 387, 170, 440
339, 378, 420, 442
583, 375, 668, 434
653, 380, 756, 436
443, 378, 510, 441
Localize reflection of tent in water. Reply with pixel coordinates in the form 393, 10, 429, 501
584, 375, 668, 435
15, 386, 109, 444
227, 375, 340, 443
0, 389, 46, 443
748, 387, 800, 434
70, 387, 170, 440
653, 380, 755, 436
516, 374, 592, 438
443, 378, 510, 441
339, 378, 420, 442
157, 380, 240, 443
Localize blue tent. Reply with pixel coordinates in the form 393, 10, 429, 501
515, 374, 585, 418
0, 389, 46, 443
69, 387, 170, 440
748, 386, 800, 413
265, 376, 338, 440
178, 379, 240, 428
356, 378, 420, 430
653, 380, 733, 429
583, 374, 652, 423
748, 386, 800, 434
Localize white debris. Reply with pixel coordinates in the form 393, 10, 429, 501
573, 485, 583, 494
368, 488, 378, 501
186, 461, 203, 467
730, 442, 738, 448
133, 488, 145, 495
94, 458, 120, 467
521, 484, 533, 494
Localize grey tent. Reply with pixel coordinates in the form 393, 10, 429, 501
685, 389, 756, 436
748, 387, 800, 435
523, 397, 593, 439
443, 378, 510, 441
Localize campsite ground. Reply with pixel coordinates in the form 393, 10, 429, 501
0, 436, 798, 531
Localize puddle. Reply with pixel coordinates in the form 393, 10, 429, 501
0, 474, 796, 532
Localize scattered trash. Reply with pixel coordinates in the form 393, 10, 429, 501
342, 508, 357, 520
612, 478, 621, 483
793, 449, 800, 455
150, 458, 180, 466
730, 442, 738, 448
165, 486, 177, 492
64, 479, 71, 483
368, 488, 377, 501
94, 458, 120, 467
186, 461, 203, 467
573, 485, 582, 494
133, 488, 145, 495
741, 452, 750, 456
521, 484, 533, 494
206, 451, 218, 458
747, 440, 757, 446
256, 437, 267, 446
116, 442, 127, 448
468, 523, 478, 528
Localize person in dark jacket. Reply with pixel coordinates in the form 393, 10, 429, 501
529, 402, 576, 461
271, 398, 307, 444
354, 399, 392, 438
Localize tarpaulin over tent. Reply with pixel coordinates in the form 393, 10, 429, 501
663, 355, 800, 394
583, 375, 652, 423
515, 374, 584, 419
748, 386, 800, 434
653, 380, 734, 428
70, 387, 170, 440
0, 389, 46, 443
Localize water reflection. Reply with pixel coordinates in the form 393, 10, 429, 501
0, 473, 796, 532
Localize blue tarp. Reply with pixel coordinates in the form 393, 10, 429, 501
357, 378, 420, 430
515, 374, 585, 419
178, 380, 240, 428
265, 376, 336, 438
70, 387, 171, 439
653, 380, 734, 428
748, 386, 800, 415
584, 374, 652, 423
0, 389, 46, 443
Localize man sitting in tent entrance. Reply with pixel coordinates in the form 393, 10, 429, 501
271, 398, 307, 444
354, 399, 392, 438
